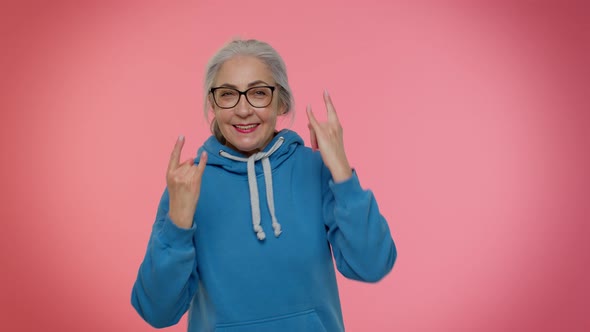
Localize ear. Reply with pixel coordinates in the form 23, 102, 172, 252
207, 95, 215, 110
278, 103, 287, 115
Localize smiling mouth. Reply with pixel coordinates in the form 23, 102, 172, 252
234, 124, 259, 132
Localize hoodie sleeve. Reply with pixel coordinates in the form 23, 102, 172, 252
131, 189, 199, 328
322, 168, 397, 282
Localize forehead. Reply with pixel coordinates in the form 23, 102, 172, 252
214, 56, 274, 87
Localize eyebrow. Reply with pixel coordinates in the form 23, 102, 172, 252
217, 80, 272, 89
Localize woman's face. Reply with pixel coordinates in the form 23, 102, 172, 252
210, 56, 285, 156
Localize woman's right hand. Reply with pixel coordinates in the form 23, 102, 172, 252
166, 136, 208, 229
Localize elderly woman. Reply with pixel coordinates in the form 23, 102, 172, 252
131, 38, 397, 332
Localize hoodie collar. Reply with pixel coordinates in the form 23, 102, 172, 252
196, 129, 304, 241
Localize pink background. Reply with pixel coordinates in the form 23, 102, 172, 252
1, 1, 589, 331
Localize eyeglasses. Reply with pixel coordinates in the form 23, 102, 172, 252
210, 86, 276, 109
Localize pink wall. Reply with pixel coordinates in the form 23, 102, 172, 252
1, 1, 588, 331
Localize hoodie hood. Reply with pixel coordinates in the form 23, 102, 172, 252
195, 129, 303, 174
194, 129, 304, 240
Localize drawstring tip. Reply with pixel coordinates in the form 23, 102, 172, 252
256, 231, 266, 241
273, 223, 282, 237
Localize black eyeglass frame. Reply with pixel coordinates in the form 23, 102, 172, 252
209, 85, 276, 109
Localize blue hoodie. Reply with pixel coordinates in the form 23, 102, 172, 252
131, 129, 397, 332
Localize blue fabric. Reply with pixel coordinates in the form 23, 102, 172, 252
131, 129, 397, 331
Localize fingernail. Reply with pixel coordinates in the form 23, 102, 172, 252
179, 135, 184, 141
324, 89, 329, 97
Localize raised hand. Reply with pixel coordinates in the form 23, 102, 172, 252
166, 136, 208, 229
306, 90, 352, 183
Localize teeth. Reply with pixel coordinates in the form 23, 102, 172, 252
235, 124, 257, 129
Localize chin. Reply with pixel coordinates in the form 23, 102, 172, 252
225, 139, 261, 154
236, 144, 261, 153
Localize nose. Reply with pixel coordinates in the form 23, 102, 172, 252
234, 94, 253, 117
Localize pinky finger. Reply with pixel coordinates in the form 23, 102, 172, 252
196, 151, 208, 174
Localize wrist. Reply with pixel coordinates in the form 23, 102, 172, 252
168, 211, 193, 229
330, 165, 353, 183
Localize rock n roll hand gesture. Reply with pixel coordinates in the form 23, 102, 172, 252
306, 90, 353, 183
166, 136, 208, 229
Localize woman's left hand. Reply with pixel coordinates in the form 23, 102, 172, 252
306, 90, 353, 182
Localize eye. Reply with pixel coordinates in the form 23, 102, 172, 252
249, 87, 270, 98
218, 89, 237, 98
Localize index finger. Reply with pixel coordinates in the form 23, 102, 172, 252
168, 135, 185, 170
323, 90, 339, 123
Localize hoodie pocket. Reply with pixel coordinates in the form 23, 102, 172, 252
215, 309, 327, 332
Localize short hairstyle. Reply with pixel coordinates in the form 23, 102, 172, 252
203, 38, 294, 143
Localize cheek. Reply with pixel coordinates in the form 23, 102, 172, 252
264, 103, 282, 121
215, 111, 231, 124
261, 111, 278, 124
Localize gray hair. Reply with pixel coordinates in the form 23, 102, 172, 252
203, 39, 294, 143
